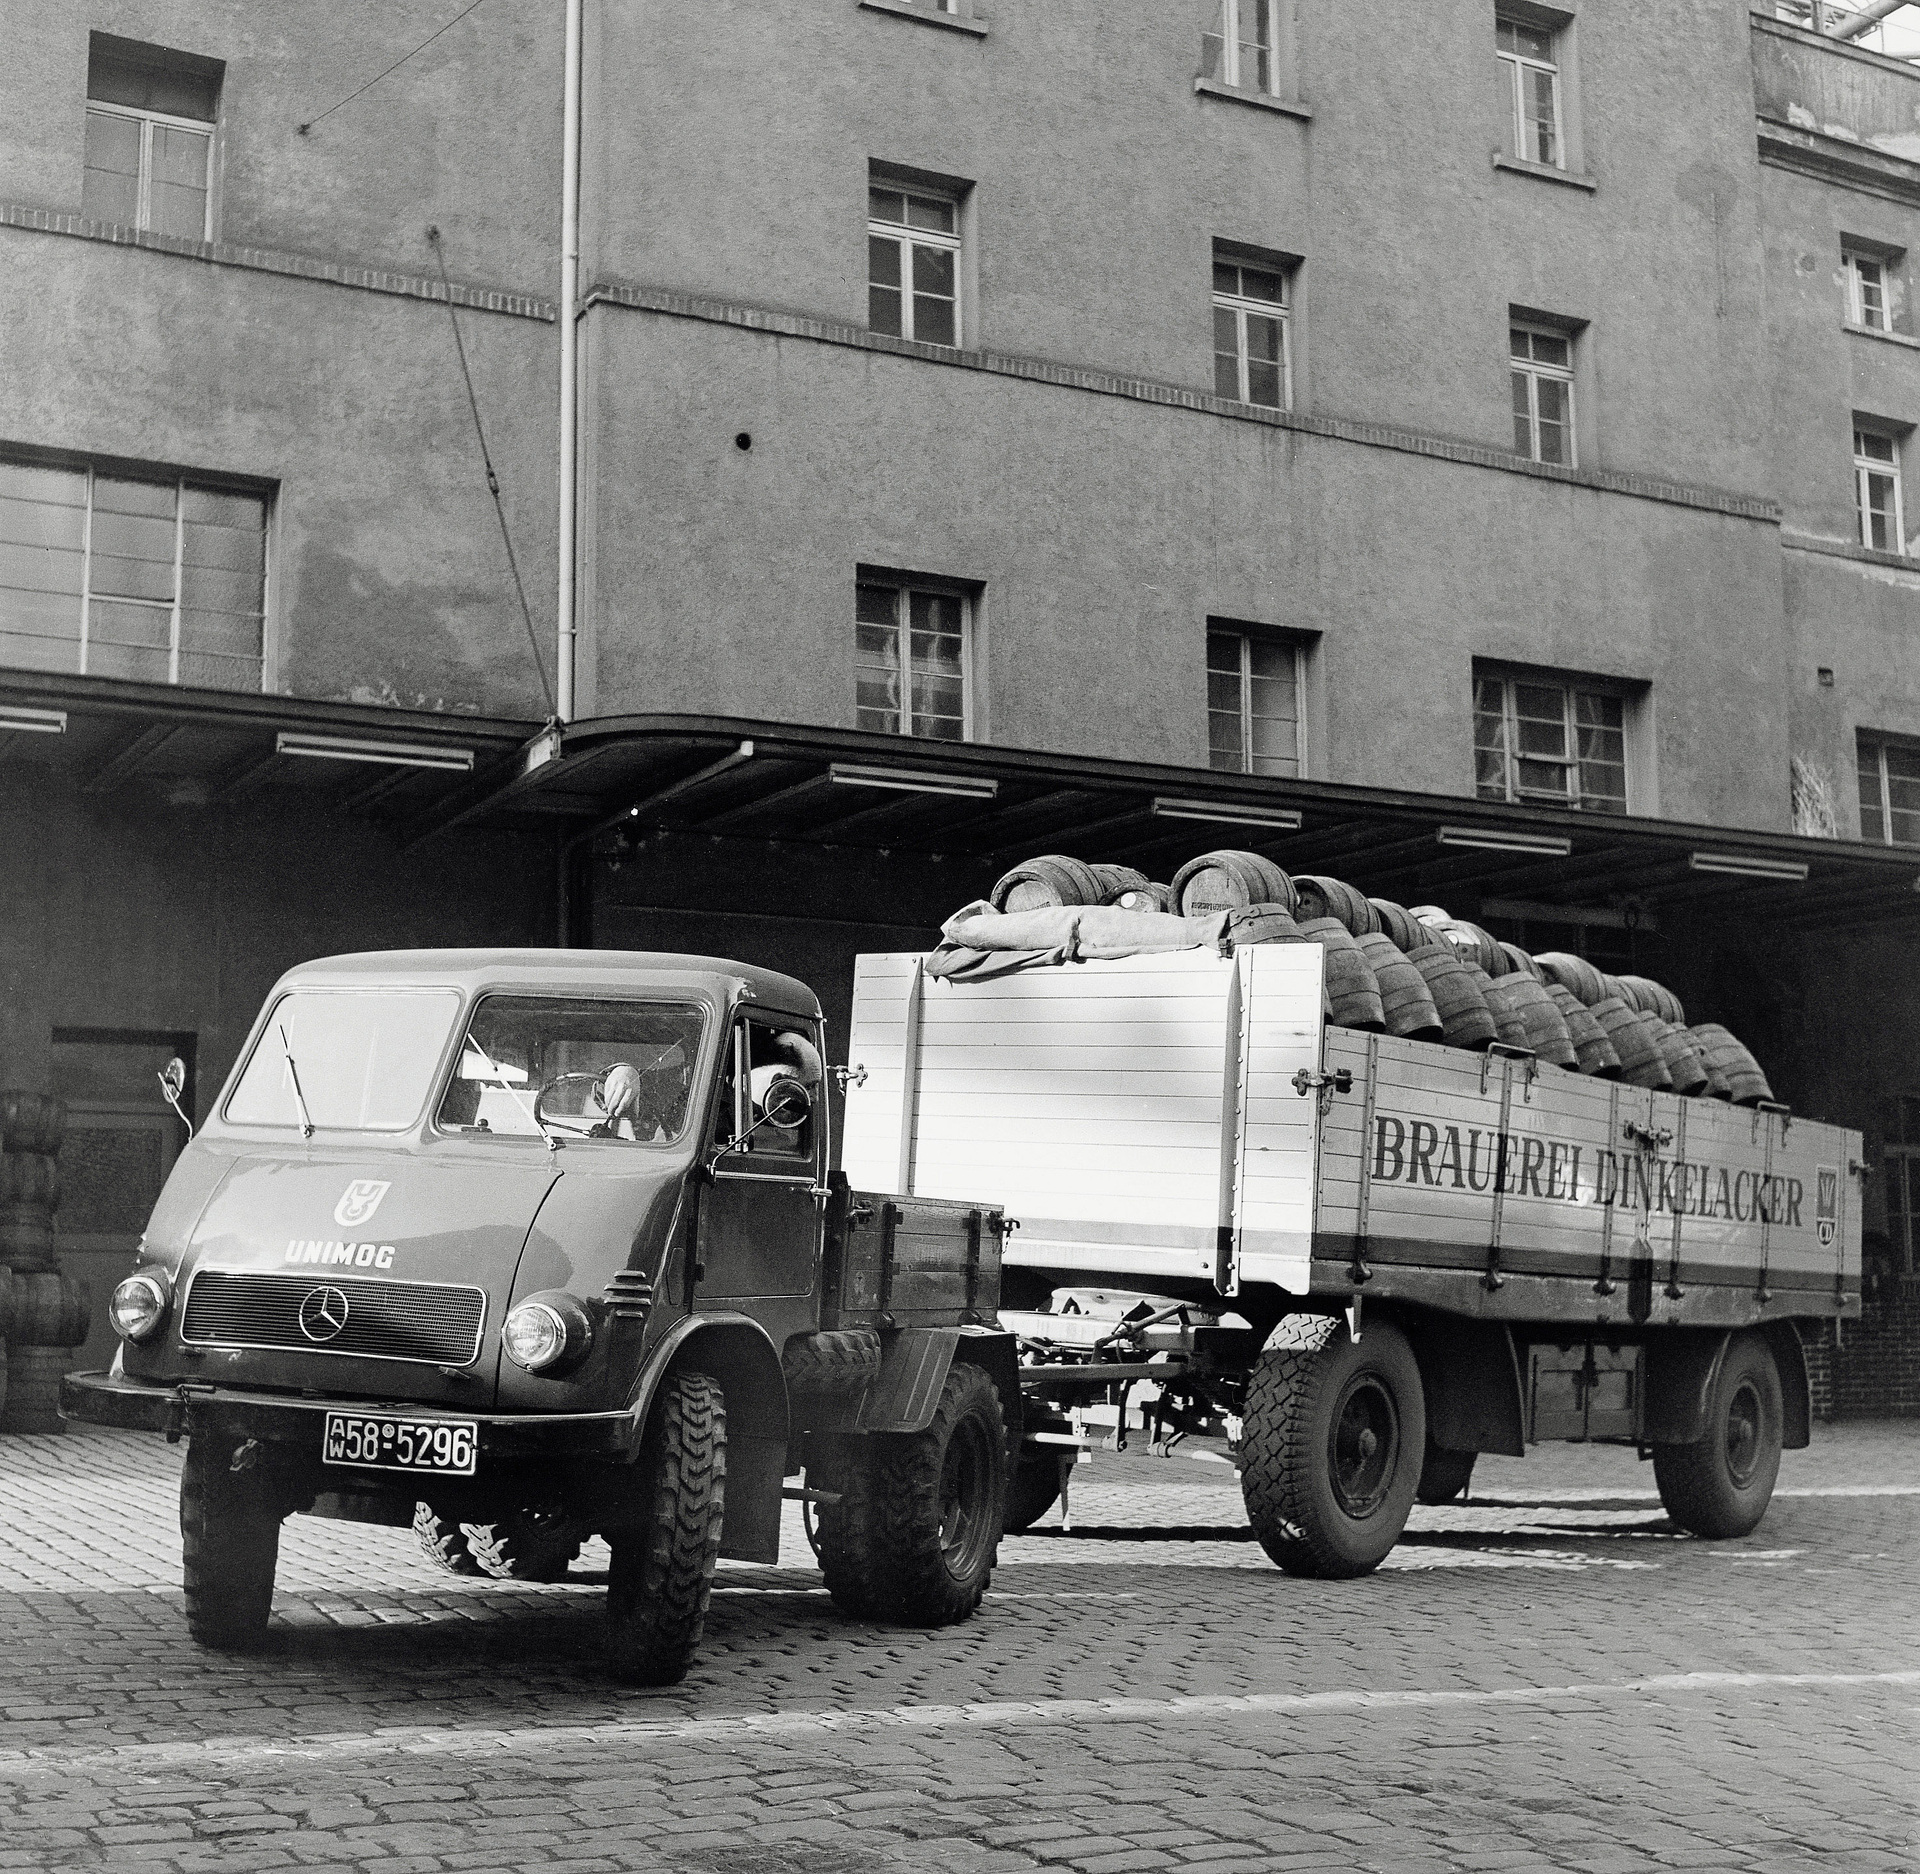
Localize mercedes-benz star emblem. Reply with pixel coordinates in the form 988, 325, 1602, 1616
298, 1285, 350, 1343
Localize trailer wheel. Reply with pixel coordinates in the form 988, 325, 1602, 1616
460, 1504, 585, 1583
1240, 1315, 1425, 1579
1003, 1451, 1063, 1533
606, 1371, 726, 1686
180, 1435, 283, 1650
1416, 1442, 1477, 1506
412, 1504, 484, 1575
1652, 1331, 1784, 1539
815, 1363, 1007, 1625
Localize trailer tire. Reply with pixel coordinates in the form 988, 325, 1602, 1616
1416, 1443, 1477, 1506
816, 1363, 1007, 1625
606, 1371, 726, 1686
460, 1505, 585, 1583
1652, 1331, 1784, 1539
180, 1435, 282, 1650
412, 1504, 484, 1575
1240, 1316, 1425, 1579
1003, 1451, 1062, 1533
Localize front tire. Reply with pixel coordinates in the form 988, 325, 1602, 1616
606, 1371, 726, 1686
1240, 1316, 1425, 1579
460, 1505, 585, 1583
815, 1362, 1007, 1625
1653, 1332, 1784, 1539
413, 1504, 484, 1575
180, 1435, 283, 1650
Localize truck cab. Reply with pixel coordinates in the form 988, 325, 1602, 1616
64, 949, 1017, 1683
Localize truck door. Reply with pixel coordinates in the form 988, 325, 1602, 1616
697, 1014, 822, 1302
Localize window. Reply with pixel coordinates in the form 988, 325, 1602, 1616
1208, 628, 1300, 777
1855, 427, 1905, 554
1857, 735, 1920, 845
226, 990, 462, 1133
856, 579, 969, 740
714, 1020, 822, 1163
1475, 672, 1628, 813
1845, 248, 1891, 332
82, 35, 221, 240
1497, 15, 1562, 168
1213, 258, 1292, 409
1511, 325, 1575, 466
1878, 1094, 1920, 1273
1202, 0, 1279, 92
868, 182, 961, 347
0, 456, 268, 690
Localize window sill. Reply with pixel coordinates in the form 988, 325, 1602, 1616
1492, 153, 1597, 193
1781, 528, 1920, 573
1193, 77, 1313, 121
1845, 320, 1920, 352
857, 0, 988, 35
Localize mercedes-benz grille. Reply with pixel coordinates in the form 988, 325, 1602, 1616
180, 1268, 487, 1366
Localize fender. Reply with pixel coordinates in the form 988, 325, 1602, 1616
1761, 1321, 1813, 1451
625, 1311, 789, 1565
1643, 1328, 1732, 1445
856, 1325, 1022, 1449
1403, 1314, 1526, 1457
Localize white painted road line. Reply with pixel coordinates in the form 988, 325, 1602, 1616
3, 1669, 1916, 1777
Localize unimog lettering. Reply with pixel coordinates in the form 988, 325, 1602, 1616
284, 1239, 396, 1269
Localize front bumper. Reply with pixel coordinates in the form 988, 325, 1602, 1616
60, 1370, 645, 1463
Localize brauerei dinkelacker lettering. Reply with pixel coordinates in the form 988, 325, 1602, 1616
1369, 1113, 1804, 1226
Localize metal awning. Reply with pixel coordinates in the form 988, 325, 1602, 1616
0, 670, 536, 823
406, 713, 1920, 931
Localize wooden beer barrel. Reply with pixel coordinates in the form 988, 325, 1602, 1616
1367, 899, 1434, 953
1690, 1025, 1774, 1105
1616, 975, 1685, 1026
1297, 917, 1385, 1030
0, 1152, 57, 1210
1591, 997, 1672, 1089
1113, 883, 1174, 914
1499, 942, 1546, 982
1486, 973, 1576, 1068
1413, 948, 1498, 1050
1358, 934, 1444, 1040
1294, 876, 1382, 938
1467, 961, 1531, 1049
1440, 921, 1508, 977
1090, 864, 1151, 904
1547, 983, 1621, 1077
1171, 850, 1297, 917
6, 1271, 90, 1347
0, 1344, 66, 1435
1228, 903, 1305, 945
1645, 1019, 1709, 1097
0, 1092, 67, 1156
991, 854, 1105, 912
1408, 904, 1452, 933
1535, 952, 1607, 1006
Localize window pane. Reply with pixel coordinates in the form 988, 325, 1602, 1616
1860, 745, 1888, 842
1214, 308, 1241, 399
912, 293, 956, 348
148, 125, 209, 239
1475, 747, 1510, 799
1516, 716, 1568, 757
869, 286, 903, 337
1512, 371, 1534, 455
1510, 327, 1532, 360
1241, 267, 1287, 307
81, 109, 142, 226
1202, 21, 1229, 83
906, 194, 955, 234
1535, 377, 1571, 464
1473, 675, 1507, 720
1887, 745, 1920, 844
1207, 670, 1243, 715
1514, 681, 1565, 721
1516, 757, 1571, 798
1237, 0, 1273, 90
911, 243, 956, 345
1210, 714, 1246, 770
1574, 690, 1623, 729
868, 188, 905, 226
1526, 67, 1558, 165
1498, 19, 1554, 60
1529, 332, 1570, 369
1857, 430, 1896, 463
1213, 261, 1239, 297
1207, 628, 1242, 675
856, 582, 897, 627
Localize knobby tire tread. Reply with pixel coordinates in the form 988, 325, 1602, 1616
180, 1437, 282, 1650
1239, 1314, 1342, 1577
412, 1505, 484, 1576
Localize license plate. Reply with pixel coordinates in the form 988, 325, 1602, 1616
322, 1412, 478, 1475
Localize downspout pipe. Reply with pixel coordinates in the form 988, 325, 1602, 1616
556, 0, 583, 721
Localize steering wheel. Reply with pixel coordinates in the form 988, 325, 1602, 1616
531, 1071, 609, 1137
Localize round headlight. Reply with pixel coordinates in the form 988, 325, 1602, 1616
110, 1272, 170, 1343
502, 1301, 568, 1371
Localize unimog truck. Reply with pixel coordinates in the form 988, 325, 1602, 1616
62, 950, 1019, 1684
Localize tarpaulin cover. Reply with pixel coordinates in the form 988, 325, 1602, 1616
924, 900, 1236, 983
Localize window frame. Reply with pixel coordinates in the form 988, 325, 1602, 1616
1854, 425, 1906, 555
1844, 247, 1892, 333
854, 575, 974, 743
1202, 0, 1282, 95
1473, 668, 1632, 815
1511, 322, 1577, 467
1856, 733, 1920, 846
1496, 13, 1565, 170
867, 182, 964, 349
1212, 258, 1294, 411
83, 97, 214, 241
1207, 624, 1304, 779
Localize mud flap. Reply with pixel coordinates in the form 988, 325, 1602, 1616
854, 1326, 1022, 1451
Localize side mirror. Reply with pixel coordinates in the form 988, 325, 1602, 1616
761, 1075, 814, 1130
159, 1058, 187, 1105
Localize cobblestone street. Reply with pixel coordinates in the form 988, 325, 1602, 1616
0, 1421, 1915, 1873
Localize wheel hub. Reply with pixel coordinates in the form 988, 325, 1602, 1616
1329, 1374, 1401, 1519
1724, 1379, 1763, 1488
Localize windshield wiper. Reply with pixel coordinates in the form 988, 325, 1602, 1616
460, 1033, 561, 1151
277, 1024, 315, 1139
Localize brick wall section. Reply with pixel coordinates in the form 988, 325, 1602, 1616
1804, 1278, 1920, 1419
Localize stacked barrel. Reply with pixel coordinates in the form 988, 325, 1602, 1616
981, 851, 1777, 1107
0, 1092, 88, 1434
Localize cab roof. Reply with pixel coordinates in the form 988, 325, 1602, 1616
273, 949, 822, 1020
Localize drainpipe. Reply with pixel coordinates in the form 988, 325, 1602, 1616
556, 0, 583, 721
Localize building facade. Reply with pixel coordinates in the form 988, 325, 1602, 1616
3, 0, 1920, 1405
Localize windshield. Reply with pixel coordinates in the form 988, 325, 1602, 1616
224, 989, 463, 1132
436, 997, 707, 1143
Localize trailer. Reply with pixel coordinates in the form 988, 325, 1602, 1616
842, 941, 1863, 1575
